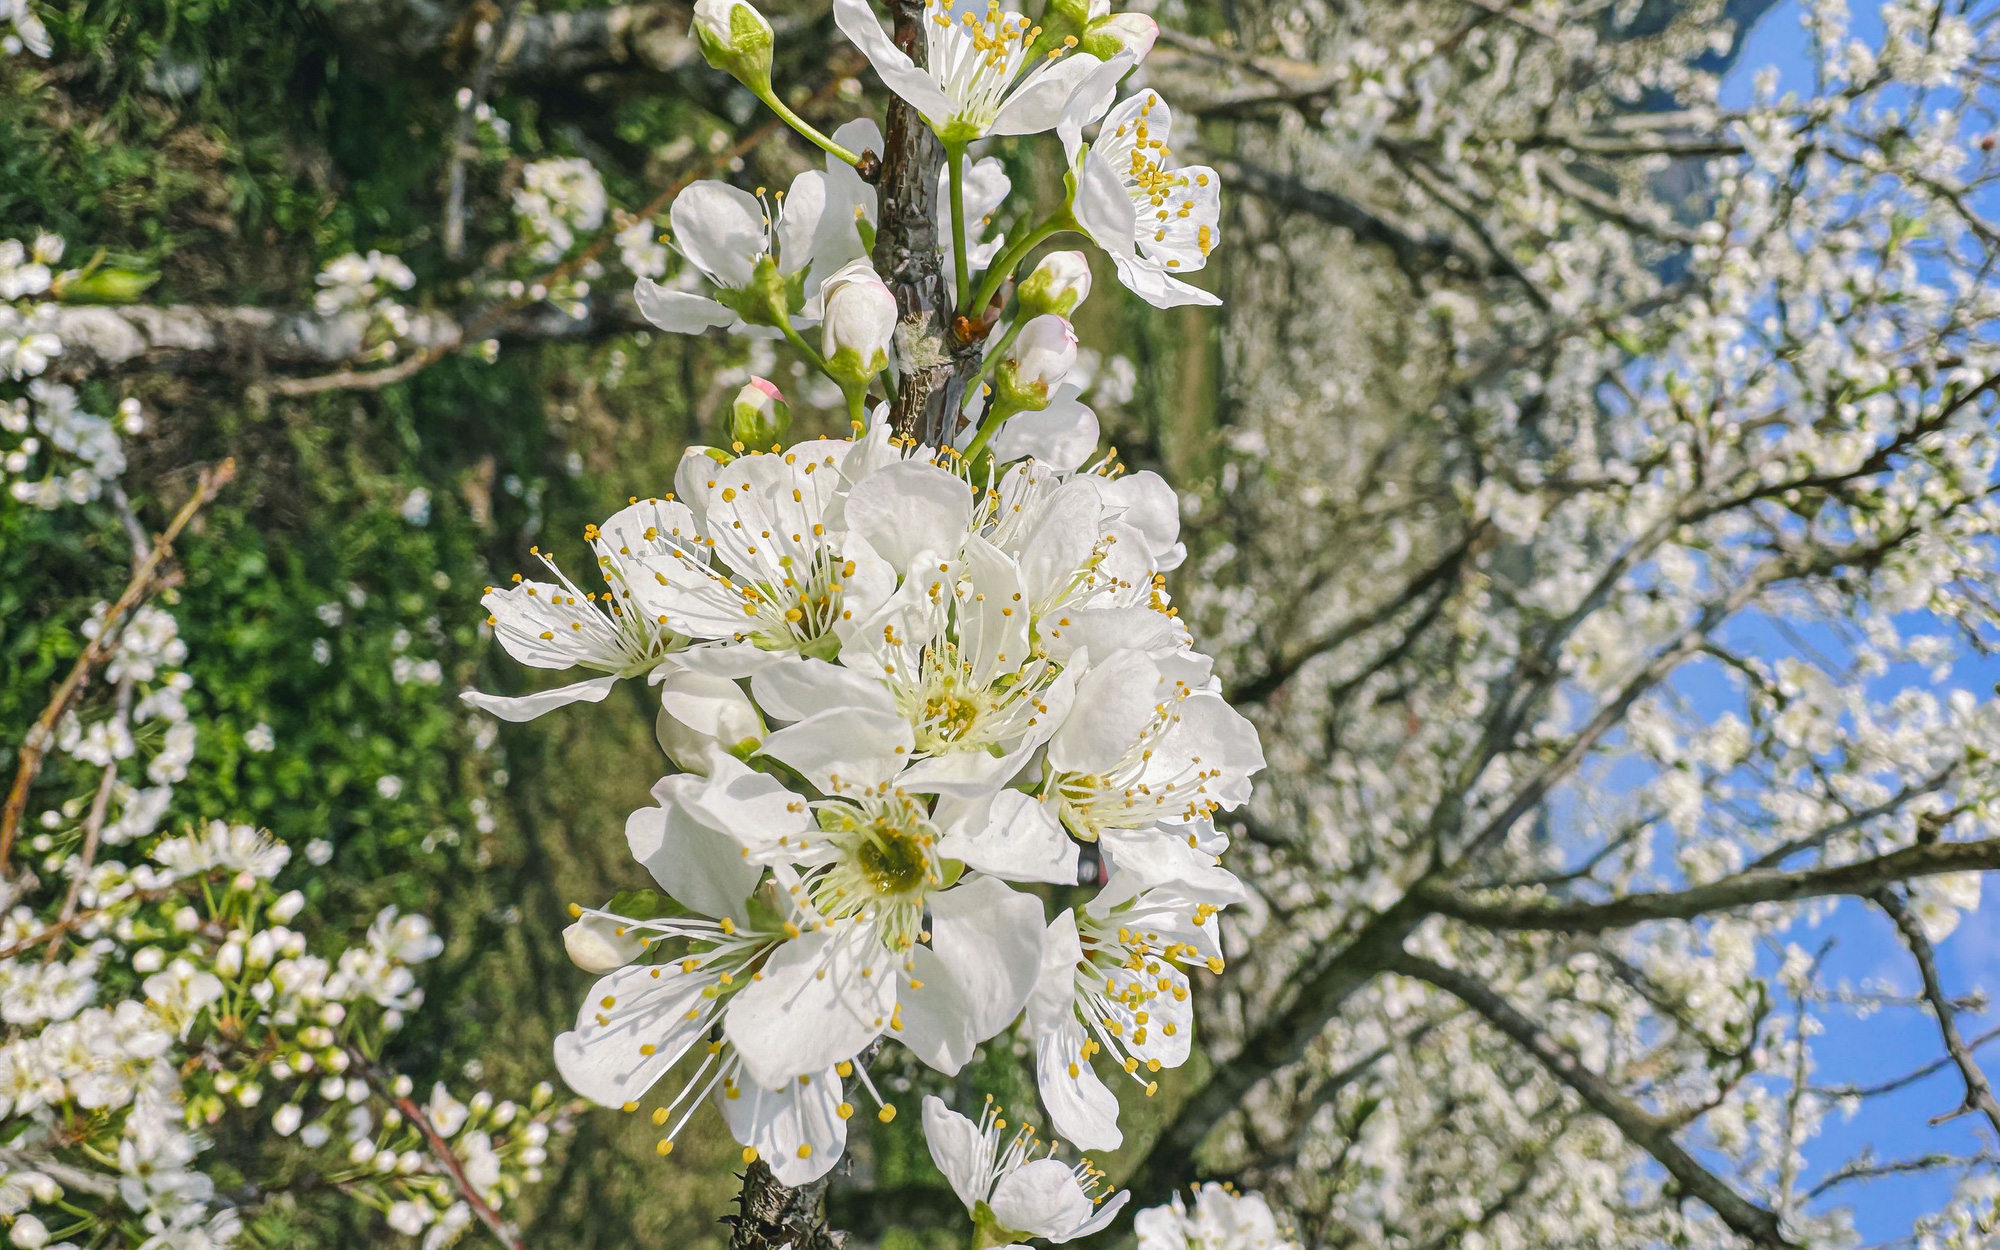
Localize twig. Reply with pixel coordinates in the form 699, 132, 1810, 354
1873, 888, 2000, 1140
347, 1048, 529, 1250
0, 459, 237, 876
271, 62, 860, 398
46, 672, 136, 959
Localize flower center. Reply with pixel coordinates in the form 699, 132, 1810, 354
855, 824, 931, 897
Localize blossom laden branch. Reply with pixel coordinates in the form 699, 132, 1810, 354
0, 456, 236, 876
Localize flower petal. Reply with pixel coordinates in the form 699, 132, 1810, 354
928, 875, 1045, 1043
554, 962, 716, 1106
920, 1095, 990, 1214
989, 1158, 1096, 1240
715, 1064, 849, 1185
626, 774, 764, 919
634, 280, 737, 333
751, 657, 897, 722
1048, 649, 1161, 774
990, 52, 1105, 137
833, 0, 956, 123
988, 389, 1099, 472
668, 181, 768, 288
459, 674, 619, 722
724, 925, 895, 1088
842, 459, 974, 574
937, 789, 1079, 885
757, 706, 915, 793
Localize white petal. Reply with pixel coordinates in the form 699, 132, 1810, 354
989, 1158, 1096, 1239
842, 460, 974, 573
937, 790, 1079, 885
833, 0, 957, 123
634, 279, 737, 333
1109, 252, 1221, 308
669, 181, 768, 288
1057, 52, 1136, 159
627, 775, 764, 919
897, 944, 978, 1074
1073, 147, 1138, 256
921, 1095, 989, 1213
1059, 1189, 1130, 1241
752, 657, 896, 722
928, 875, 1045, 1042
988, 390, 1099, 471
777, 170, 827, 274
757, 707, 914, 793
960, 534, 1030, 688
554, 963, 714, 1106
1048, 650, 1162, 774
669, 644, 796, 680
724, 926, 894, 1088
1042, 606, 1188, 664
1036, 1014, 1123, 1150
459, 675, 618, 722
1016, 476, 1106, 610
716, 1065, 849, 1184
681, 751, 818, 858
1099, 470, 1181, 568
991, 52, 1105, 137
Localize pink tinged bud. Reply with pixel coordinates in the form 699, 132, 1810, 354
1085, 11, 1158, 60
1001, 315, 1078, 407
820, 258, 898, 385
730, 376, 792, 446
1017, 250, 1093, 318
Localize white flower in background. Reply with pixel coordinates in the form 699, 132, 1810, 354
513, 158, 607, 263
1135, 1183, 1300, 1250
1064, 90, 1221, 307
0, 235, 58, 298
461, 498, 696, 722
922, 1094, 1129, 1243
313, 251, 416, 316
244, 722, 275, 752
1, 0, 50, 57
616, 217, 670, 279
152, 821, 291, 881
833, 0, 1112, 145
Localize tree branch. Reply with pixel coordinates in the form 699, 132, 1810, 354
1416, 836, 2000, 933
0, 459, 236, 877
1387, 951, 1794, 1248
727, 1160, 843, 1250
1872, 888, 2000, 1141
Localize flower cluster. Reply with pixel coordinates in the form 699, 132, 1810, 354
477, 413, 1259, 1183
1134, 1184, 1301, 1250
512, 158, 608, 265
312, 251, 420, 364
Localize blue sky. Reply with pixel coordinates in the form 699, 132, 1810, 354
1670, 7, 1992, 1241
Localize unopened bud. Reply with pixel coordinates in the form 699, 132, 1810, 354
1082, 10, 1158, 60
730, 378, 792, 447
691, 0, 775, 94
820, 258, 897, 387
656, 669, 766, 774
1017, 251, 1092, 318
995, 315, 1077, 412
563, 915, 646, 973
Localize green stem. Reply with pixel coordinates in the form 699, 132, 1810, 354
967, 212, 1073, 321
776, 315, 830, 377
844, 383, 870, 431
759, 89, 862, 166
959, 394, 1025, 466
978, 310, 1027, 385
948, 142, 972, 316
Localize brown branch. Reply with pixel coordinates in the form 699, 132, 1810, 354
0, 459, 236, 876
1872, 888, 2000, 1141
347, 1048, 529, 1250
1387, 951, 1794, 1248
728, 1160, 842, 1250
1417, 836, 2000, 933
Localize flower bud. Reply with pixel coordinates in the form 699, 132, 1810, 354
1017, 251, 1092, 318
995, 315, 1077, 412
820, 258, 897, 387
269, 889, 306, 923
1082, 10, 1158, 61
10, 1213, 49, 1250
691, 0, 775, 94
273, 1104, 303, 1136
656, 669, 766, 774
730, 377, 792, 448
563, 915, 647, 973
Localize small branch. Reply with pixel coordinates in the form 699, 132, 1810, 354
1417, 835, 2000, 933
445, 0, 523, 261
1388, 951, 1795, 1248
47, 672, 136, 958
1813, 1022, 2000, 1101
1872, 888, 2000, 1141
0, 459, 236, 876
347, 1049, 529, 1250
728, 1160, 842, 1250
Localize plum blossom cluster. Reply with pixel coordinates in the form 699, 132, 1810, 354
464, 0, 1258, 1222
312, 251, 421, 364
512, 158, 608, 265
1, 0, 47, 57
1134, 1184, 1300, 1250
0, 818, 565, 1250
0, 232, 150, 512
475, 413, 1260, 1183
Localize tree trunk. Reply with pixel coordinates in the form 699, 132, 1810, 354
726, 1160, 844, 1250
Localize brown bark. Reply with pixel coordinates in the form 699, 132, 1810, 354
727, 1160, 844, 1250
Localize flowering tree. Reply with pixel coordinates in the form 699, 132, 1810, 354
10, 0, 2000, 1243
